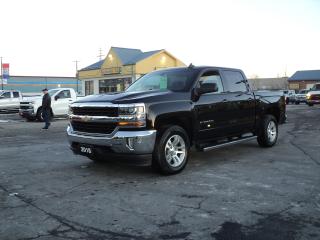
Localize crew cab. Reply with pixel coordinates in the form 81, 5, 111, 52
19, 88, 80, 121
0, 90, 23, 113
306, 83, 320, 106
67, 66, 286, 174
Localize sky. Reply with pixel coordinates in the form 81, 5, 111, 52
0, 0, 319, 78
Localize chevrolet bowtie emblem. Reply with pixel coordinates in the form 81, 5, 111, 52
82, 116, 91, 122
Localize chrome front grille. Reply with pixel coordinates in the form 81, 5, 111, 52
71, 121, 117, 134
72, 106, 118, 117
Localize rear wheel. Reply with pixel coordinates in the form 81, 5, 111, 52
257, 115, 278, 148
308, 103, 314, 107
152, 125, 190, 175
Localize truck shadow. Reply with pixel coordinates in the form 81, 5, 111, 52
75, 141, 262, 178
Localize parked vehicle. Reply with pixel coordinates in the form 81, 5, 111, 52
306, 83, 320, 106
67, 66, 286, 175
19, 88, 80, 121
283, 90, 295, 104
294, 89, 309, 104
0, 90, 23, 113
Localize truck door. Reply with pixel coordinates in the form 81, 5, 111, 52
194, 70, 230, 141
0, 92, 13, 111
220, 70, 256, 134
52, 90, 73, 115
12, 91, 21, 110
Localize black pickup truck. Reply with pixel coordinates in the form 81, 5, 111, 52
67, 66, 286, 174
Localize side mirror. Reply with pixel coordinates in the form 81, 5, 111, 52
54, 96, 59, 101
198, 82, 218, 95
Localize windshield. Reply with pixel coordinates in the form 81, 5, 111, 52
126, 69, 196, 92
48, 89, 60, 96
311, 84, 320, 91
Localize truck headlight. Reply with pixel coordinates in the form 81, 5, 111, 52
68, 105, 73, 115
306, 93, 311, 99
118, 103, 146, 127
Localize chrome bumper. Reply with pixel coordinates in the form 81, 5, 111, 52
307, 100, 320, 104
66, 124, 157, 154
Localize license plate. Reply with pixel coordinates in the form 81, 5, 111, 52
80, 145, 93, 155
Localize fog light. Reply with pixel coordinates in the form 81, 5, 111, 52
126, 138, 135, 151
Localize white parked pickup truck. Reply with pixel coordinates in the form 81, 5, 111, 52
19, 88, 80, 121
306, 83, 320, 106
0, 90, 23, 113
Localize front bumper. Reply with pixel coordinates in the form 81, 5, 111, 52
66, 124, 157, 155
307, 100, 320, 104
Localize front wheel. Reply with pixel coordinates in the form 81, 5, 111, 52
152, 125, 190, 175
36, 108, 44, 122
257, 115, 278, 148
308, 103, 314, 107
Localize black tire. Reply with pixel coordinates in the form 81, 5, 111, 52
26, 117, 36, 122
257, 115, 278, 148
37, 108, 53, 122
295, 102, 300, 105
152, 125, 190, 175
308, 103, 314, 107
88, 154, 105, 163
36, 108, 44, 122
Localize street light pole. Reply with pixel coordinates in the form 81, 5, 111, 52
73, 60, 79, 93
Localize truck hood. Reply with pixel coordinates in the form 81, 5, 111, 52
74, 90, 188, 104
308, 90, 320, 95
21, 96, 42, 102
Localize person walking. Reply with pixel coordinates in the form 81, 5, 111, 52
41, 88, 51, 130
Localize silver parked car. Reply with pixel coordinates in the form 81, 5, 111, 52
294, 89, 309, 104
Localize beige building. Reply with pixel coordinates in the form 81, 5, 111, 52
78, 47, 185, 95
248, 77, 288, 90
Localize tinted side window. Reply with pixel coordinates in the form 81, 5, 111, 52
2, 92, 11, 98
57, 90, 71, 99
199, 71, 224, 93
222, 70, 247, 92
13, 92, 20, 98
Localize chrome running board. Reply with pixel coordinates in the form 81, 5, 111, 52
201, 136, 257, 152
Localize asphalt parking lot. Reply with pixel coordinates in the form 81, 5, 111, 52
1, 105, 320, 240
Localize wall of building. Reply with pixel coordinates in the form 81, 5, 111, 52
248, 77, 288, 90
136, 51, 183, 74
288, 80, 319, 90
78, 69, 102, 79
2, 76, 80, 94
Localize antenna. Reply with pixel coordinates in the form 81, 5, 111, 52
188, 63, 194, 69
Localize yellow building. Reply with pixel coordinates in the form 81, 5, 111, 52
78, 47, 185, 95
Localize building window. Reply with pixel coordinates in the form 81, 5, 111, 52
85, 81, 94, 96
99, 78, 132, 93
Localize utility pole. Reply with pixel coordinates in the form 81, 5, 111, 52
1, 57, 3, 90
73, 60, 79, 93
97, 48, 104, 61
